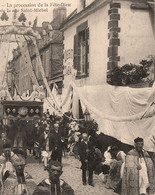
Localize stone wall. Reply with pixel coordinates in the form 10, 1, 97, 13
107, 0, 155, 84
107, 2, 121, 83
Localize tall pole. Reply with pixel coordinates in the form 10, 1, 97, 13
84, 107, 90, 177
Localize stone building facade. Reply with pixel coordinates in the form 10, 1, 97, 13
62, 0, 155, 87
60, 0, 155, 117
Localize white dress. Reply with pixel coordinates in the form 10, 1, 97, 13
139, 157, 150, 195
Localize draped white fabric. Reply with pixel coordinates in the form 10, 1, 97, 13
0, 35, 10, 85
50, 81, 155, 152
74, 84, 155, 152
29, 37, 155, 151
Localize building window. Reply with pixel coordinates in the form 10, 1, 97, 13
73, 21, 89, 79
78, 30, 86, 75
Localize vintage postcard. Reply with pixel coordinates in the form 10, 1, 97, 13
0, 0, 154, 194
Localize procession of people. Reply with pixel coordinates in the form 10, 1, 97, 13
0, 112, 154, 195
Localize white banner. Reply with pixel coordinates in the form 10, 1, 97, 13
16, 35, 39, 86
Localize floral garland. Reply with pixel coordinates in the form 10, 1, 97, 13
108, 59, 154, 86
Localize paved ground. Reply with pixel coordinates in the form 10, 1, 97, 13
25, 156, 117, 195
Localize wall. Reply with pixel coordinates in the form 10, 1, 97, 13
118, 1, 155, 66
63, 4, 109, 89
51, 44, 63, 78
62, 0, 155, 117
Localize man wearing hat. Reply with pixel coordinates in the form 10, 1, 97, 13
1, 158, 37, 195
121, 137, 155, 195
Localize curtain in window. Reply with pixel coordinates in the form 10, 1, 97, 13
73, 21, 89, 78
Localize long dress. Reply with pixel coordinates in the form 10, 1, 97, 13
121, 149, 155, 195
105, 150, 125, 190
105, 158, 122, 190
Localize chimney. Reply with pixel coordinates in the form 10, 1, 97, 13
77, 0, 86, 13
51, 7, 67, 30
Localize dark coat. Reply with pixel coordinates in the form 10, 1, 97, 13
79, 141, 95, 170
52, 130, 63, 151
39, 133, 55, 151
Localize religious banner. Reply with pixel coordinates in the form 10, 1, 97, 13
16, 35, 39, 86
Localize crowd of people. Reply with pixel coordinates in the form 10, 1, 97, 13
0, 111, 154, 195
0, 118, 75, 194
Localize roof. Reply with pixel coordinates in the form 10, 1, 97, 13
61, 9, 77, 26
60, 0, 154, 31
60, 0, 109, 31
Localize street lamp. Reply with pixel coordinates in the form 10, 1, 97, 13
84, 107, 90, 121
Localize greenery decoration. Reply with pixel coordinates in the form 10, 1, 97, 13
18, 13, 27, 22
1, 11, 9, 21
80, 119, 98, 136
108, 58, 154, 86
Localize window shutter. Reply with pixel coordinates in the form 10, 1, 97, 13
77, 37, 81, 76
73, 34, 78, 70
85, 27, 89, 75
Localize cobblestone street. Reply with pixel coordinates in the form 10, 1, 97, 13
25, 156, 117, 195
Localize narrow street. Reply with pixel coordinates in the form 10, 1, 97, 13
25, 156, 117, 195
